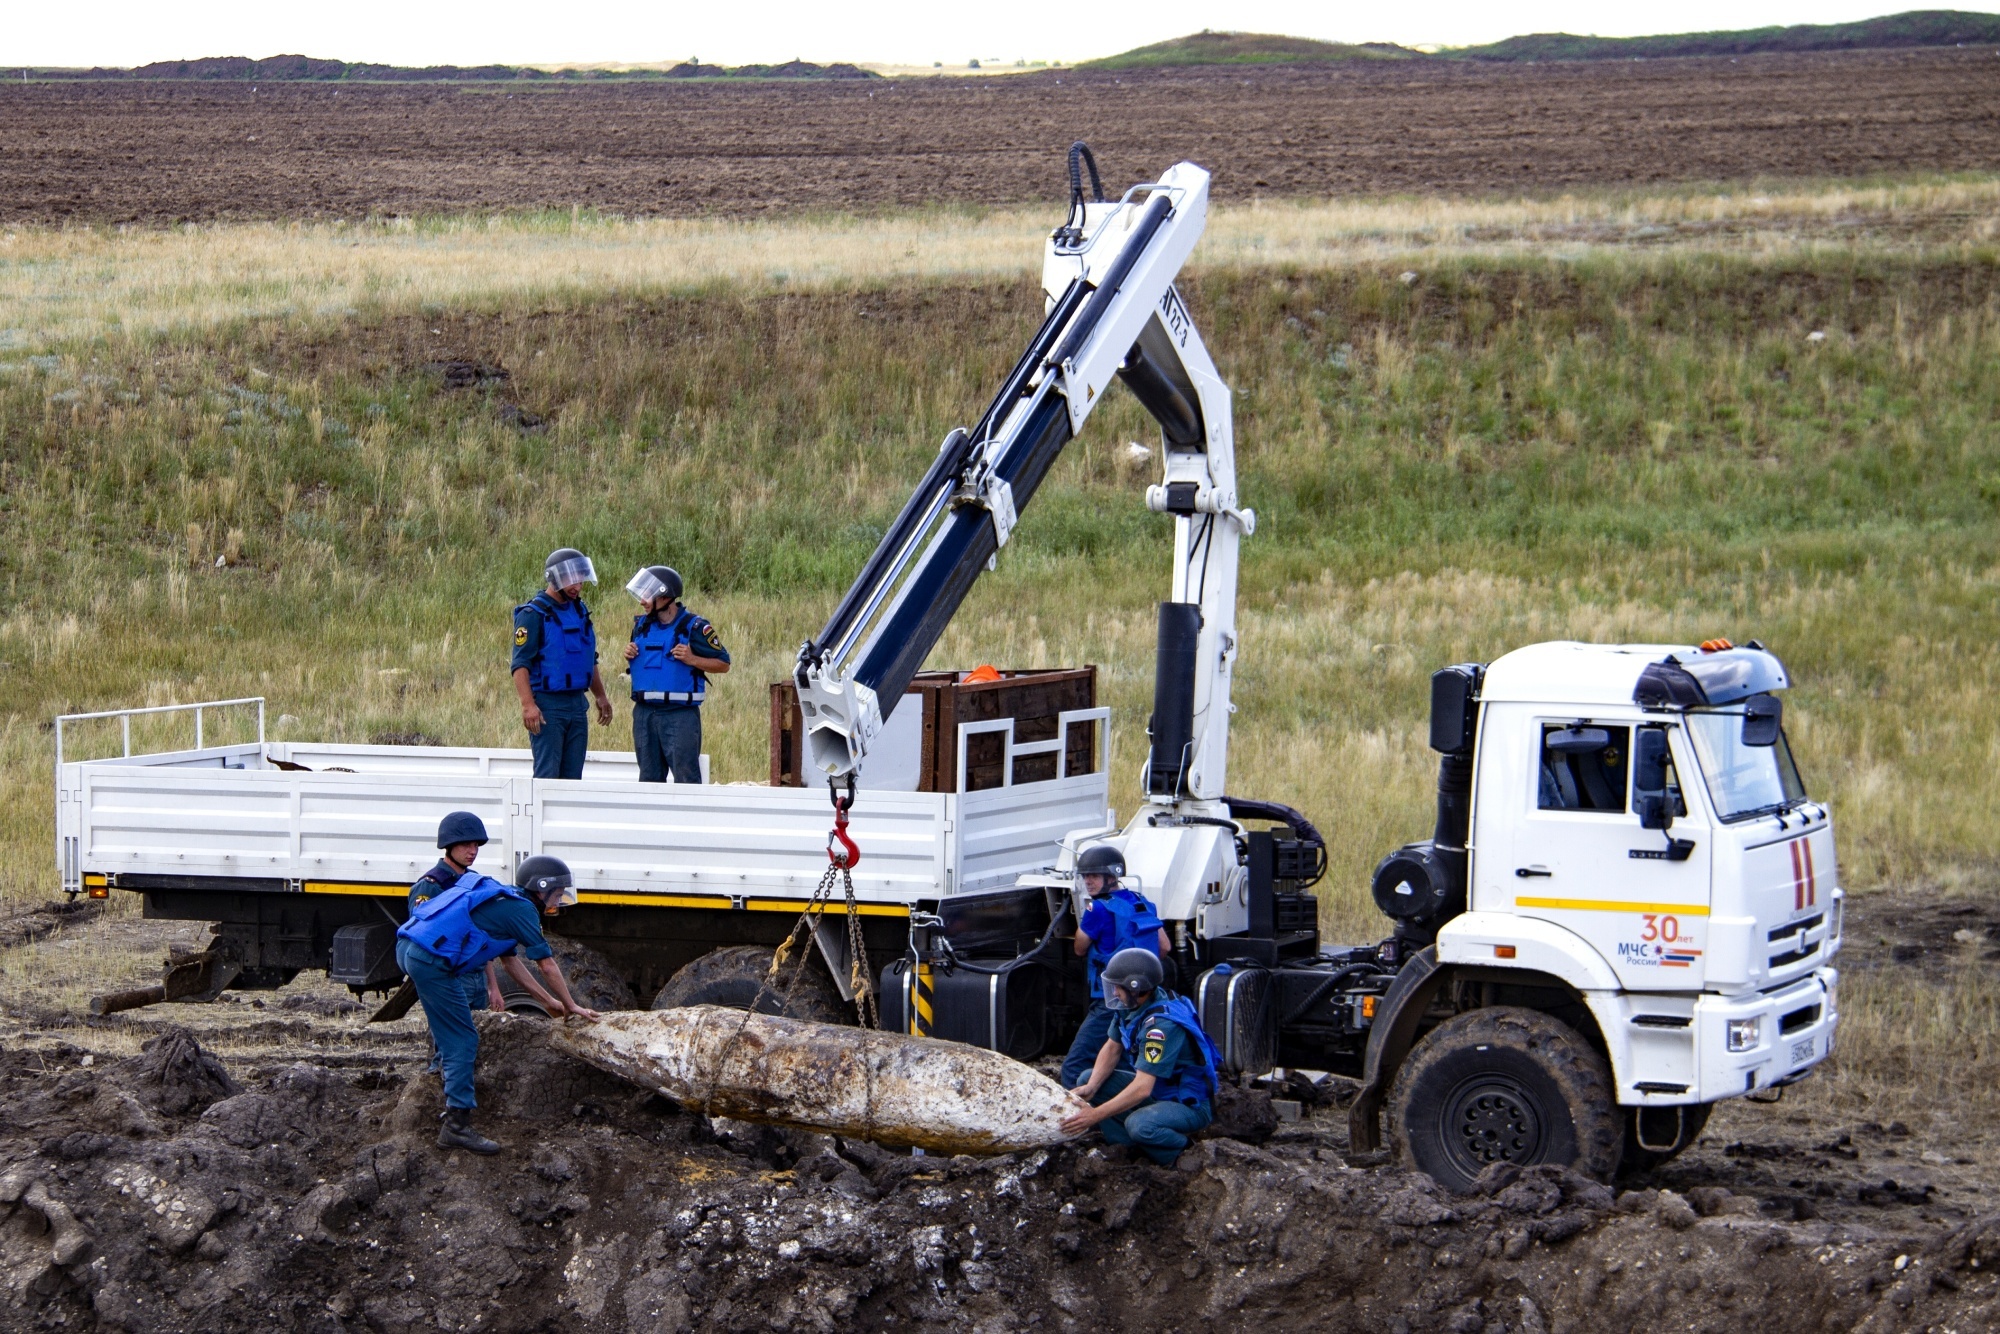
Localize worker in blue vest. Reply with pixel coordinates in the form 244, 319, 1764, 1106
409, 814, 507, 1069
511, 548, 614, 781
395, 850, 601, 1154
621, 565, 730, 784
1059, 843, 1170, 1088
1061, 947, 1221, 1165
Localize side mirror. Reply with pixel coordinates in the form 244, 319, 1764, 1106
1742, 694, 1782, 747
1634, 729, 1674, 831
1545, 726, 1610, 756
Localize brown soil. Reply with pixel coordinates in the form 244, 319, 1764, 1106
2, 49, 1996, 224
0, 889, 1997, 1330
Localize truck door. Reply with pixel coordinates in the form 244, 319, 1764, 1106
1508, 718, 1713, 990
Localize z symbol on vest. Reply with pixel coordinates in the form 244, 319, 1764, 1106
514, 626, 529, 646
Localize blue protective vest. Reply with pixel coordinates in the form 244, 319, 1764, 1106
1119, 992, 1221, 1106
629, 609, 705, 703
1085, 887, 1164, 998
396, 872, 526, 976
522, 593, 597, 694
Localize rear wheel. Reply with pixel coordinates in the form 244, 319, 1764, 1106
650, 944, 850, 1024
1389, 1006, 1623, 1193
493, 938, 636, 1015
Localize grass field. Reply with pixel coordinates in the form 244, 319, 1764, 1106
3, 177, 1999, 1125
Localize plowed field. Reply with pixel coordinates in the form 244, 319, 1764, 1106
3, 48, 1997, 223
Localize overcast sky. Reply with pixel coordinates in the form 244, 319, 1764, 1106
6, 1, 1991, 69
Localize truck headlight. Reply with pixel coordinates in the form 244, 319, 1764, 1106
1828, 893, 1843, 942
1727, 1017, 1762, 1053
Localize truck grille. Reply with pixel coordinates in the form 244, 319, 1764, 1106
1769, 939, 1820, 969
1768, 912, 1823, 941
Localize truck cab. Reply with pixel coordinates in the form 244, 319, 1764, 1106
1441, 641, 1840, 1105
1343, 639, 1841, 1188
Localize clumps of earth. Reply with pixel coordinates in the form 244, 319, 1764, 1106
3, 1019, 1998, 1332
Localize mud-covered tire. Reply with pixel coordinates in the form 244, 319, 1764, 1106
493, 938, 636, 1015
1621, 1101, 1714, 1174
1389, 1006, 1623, 1194
650, 945, 850, 1024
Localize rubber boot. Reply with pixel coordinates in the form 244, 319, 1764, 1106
438, 1108, 501, 1155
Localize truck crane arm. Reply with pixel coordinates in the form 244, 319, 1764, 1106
796, 148, 1252, 802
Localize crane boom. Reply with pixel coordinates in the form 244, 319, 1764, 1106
795, 154, 1253, 811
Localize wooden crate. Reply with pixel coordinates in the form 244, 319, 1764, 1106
770, 667, 1098, 792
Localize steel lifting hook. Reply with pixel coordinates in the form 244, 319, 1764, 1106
826, 775, 861, 868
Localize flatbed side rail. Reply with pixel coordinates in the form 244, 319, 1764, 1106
54, 698, 266, 896
55, 697, 266, 769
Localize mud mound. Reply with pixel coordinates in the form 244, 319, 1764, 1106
4, 1025, 1999, 1331
124, 1026, 241, 1116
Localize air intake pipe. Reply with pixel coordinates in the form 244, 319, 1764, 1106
1371, 664, 1484, 942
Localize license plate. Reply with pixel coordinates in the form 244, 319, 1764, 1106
1790, 1037, 1816, 1065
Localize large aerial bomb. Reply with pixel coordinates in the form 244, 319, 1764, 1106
549, 1006, 1081, 1155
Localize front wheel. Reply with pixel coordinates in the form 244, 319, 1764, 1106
1388, 1006, 1623, 1193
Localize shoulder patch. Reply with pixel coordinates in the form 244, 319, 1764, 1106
1142, 1038, 1166, 1065
701, 622, 721, 647
514, 625, 529, 646
1144, 1027, 1168, 1042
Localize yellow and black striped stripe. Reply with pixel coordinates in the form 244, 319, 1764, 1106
912, 963, 935, 1038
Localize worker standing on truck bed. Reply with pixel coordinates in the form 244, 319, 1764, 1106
512, 548, 614, 780
1061, 948, 1220, 1165
1060, 845, 1170, 1088
622, 565, 729, 783
396, 854, 601, 1154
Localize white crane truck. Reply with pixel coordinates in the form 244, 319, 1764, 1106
54, 146, 1839, 1186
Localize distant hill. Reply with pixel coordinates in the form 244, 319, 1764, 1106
1452, 9, 2000, 61
57, 54, 878, 81
1080, 31, 1416, 70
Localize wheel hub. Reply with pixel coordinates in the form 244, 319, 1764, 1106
1444, 1075, 1543, 1173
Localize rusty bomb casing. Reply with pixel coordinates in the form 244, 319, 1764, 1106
549, 1006, 1081, 1155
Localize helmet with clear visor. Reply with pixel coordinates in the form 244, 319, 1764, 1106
625, 565, 684, 606
544, 548, 597, 591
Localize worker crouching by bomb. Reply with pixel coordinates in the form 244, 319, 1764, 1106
621, 565, 730, 784
395, 850, 601, 1154
1061, 947, 1221, 1165
1059, 844, 1170, 1088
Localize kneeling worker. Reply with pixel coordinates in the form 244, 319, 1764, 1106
1059, 844, 1170, 1088
1060, 947, 1221, 1165
396, 845, 601, 1154
622, 565, 729, 783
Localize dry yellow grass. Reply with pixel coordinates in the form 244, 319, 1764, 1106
4, 174, 1995, 348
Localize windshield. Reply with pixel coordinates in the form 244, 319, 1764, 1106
1684, 711, 1808, 821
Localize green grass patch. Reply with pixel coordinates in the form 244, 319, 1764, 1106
1451, 8, 2000, 61
1081, 31, 1414, 70
2, 245, 1998, 943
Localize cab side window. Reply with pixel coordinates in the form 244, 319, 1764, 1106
1537, 723, 1630, 813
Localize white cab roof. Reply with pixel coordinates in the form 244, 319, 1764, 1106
1479, 641, 1696, 709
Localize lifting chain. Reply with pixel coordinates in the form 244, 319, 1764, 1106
696, 777, 880, 1135
767, 776, 878, 1029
